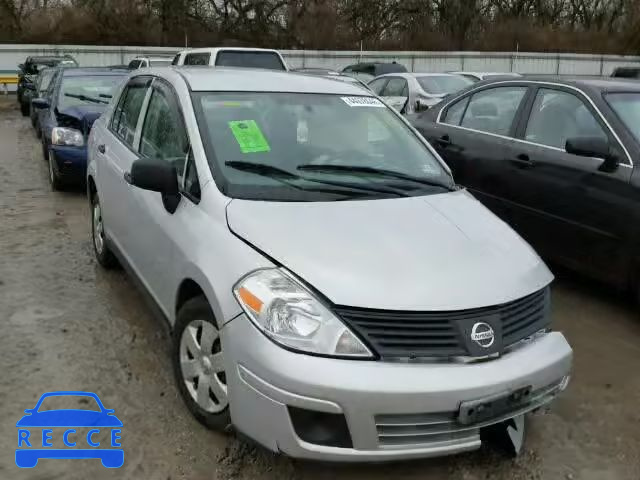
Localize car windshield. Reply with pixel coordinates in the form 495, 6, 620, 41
417, 75, 473, 95
149, 59, 172, 67
58, 75, 126, 110
606, 93, 640, 143
193, 92, 453, 201
214, 51, 285, 70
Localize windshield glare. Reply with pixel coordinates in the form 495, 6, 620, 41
606, 93, 640, 143
58, 75, 126, 110
194, 92, 452, 201
417, 75, 473, 95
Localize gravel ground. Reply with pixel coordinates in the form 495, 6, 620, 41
0, 96, 639, 479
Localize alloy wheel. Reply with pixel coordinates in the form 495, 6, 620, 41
92, 200, 105, 255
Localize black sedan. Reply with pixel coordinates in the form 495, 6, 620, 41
411, 77, 640, 294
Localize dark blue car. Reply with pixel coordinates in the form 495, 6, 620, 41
16, 391, 123, 468
33, 68, 128, 190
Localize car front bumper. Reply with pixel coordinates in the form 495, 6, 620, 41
51, 145, 87, 182
223, 314, 572, 462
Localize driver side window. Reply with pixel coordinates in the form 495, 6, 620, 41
525, 88, 607, 150
139, 82, 189, 184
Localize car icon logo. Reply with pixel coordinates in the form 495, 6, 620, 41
15, 391, 123, 468
470, 322, 495, 348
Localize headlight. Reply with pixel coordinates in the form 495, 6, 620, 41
233, 269, 372, 358
51, 127, 84, 147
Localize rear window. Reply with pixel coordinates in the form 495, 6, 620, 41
149, 60, 172, 67
214, 51, 285, 71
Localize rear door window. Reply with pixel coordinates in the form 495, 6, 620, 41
459, 86, 527, 136
184, 53, 210, 66
110, 78, 151, 148
214, 51, 285, 70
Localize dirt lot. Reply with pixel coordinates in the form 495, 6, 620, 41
0, 96, 639, 480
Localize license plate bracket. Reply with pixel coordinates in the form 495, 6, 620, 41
458, 386, 532, 425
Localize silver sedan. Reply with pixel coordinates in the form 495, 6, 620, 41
87, 66, 571, 462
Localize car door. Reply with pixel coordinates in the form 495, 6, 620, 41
124, 78, 193, 312
415, 84, 530, 220
504, 85, 633, 282
97, 76, 152, 263
379, 76, 409, 113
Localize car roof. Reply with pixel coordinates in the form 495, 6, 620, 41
62, 67, 129, 77
27, 55, 73, 62
489, 75, 640, 93
134, 55, 174, 60
452, 71, 521, 77
178, 47, 281, 55
175, 67, 371, 95
374, 72, 460, 79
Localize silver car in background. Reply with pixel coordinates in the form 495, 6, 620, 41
369, 72, 474, 114
87, 67, 572, 462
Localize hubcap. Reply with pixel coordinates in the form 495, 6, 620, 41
179, 320, 228, 413
92, 201, 104, 254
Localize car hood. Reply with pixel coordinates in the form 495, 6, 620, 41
226, 190, 553, 311
56, 105, 105, 134
16, 410, 123, 427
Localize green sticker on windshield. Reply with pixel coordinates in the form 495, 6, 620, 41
228, 120, 271, 153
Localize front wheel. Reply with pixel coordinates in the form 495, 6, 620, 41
91, 192, 118, 269
173, 296, 231, 431
48, 150, 64, 191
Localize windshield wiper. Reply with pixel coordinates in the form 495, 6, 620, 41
225, 160, 409, 197
64, 93, 109, 105
297, 164, 454, 191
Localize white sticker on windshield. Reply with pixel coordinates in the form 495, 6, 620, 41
341, 97, 385, 108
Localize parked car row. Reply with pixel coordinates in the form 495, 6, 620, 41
16, 50, 595, 464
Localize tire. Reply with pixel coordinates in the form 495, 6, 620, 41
91, 192, 118, 269
48, 149, 64, 191
173, 296, 231, 431
41, 138, 48, 161
20, 101, 29, 117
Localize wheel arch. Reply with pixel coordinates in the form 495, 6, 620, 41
173, 272, 237, 329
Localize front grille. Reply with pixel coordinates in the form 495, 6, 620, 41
374, 380, 562, 448
334, 287, 549, 358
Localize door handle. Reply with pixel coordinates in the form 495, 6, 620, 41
436, 134, 452, 147
97, 144, 106, 154
510, 153, 535, 169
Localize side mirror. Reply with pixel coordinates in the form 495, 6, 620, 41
565, 137, 619, 172
128, 158, 179, 194
416, 99, 430, 112
31, 98, 50, 109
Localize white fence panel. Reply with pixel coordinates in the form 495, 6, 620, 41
2, 44, 640, 93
